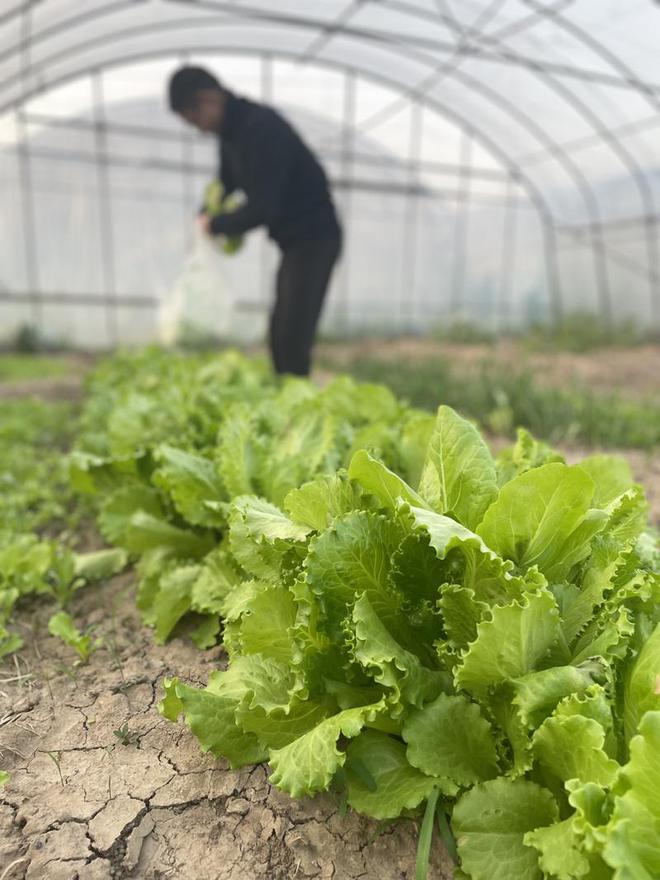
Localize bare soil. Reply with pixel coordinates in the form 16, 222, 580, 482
0, 574, 453, 880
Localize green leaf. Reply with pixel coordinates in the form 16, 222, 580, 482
190, 614, 221, 649
209, 654, 297, 713
69, 449, 139, 495
215, 403, 261, 497
353, 593, 449, 708
190, 547, 241, 615
524, 818, 591, 880
416, 787, 440, 880
151, 565, 200, 644
623, 622, 660, 742
403, 693, 499, 786
231, 495, 311, 543
345, 731, 442, 820
233, 585, 298, 664
229, 496, 309, 579
284, 472, 363, 531
73, 548, 128, 583
477, 463, 606, 581
320, 375, 401, 424
560, 537, 621, 646
603, 711, 660, 880
260, 409, 341, 505
570, 605, 634, 666
390, 533, 455, 608
609, 487, 650, 547
496, 428, 564, 487
48, 611, 93, 662
455, 588, 560, 698
452, 778, 558, 880
124, 511, 214, 559
405, 504, 522, 606
438, 584, 488, 653
348, 449, 428, 510
153, 444, 226, 527
399, 411, 435, 488
0, 770, 8, 787
533, 715, 619, 786
305, 510, 403, 639
97, 483, 164, 546
268, 702, 383, 798
418, 405, 498, 530
578, 456, 634, 510
510, 661, 610, 729
235, 696, 333, 750
0, 629, 23, 659
175, 680, 267, 767
158, 676, 184, 721
554, 686, 614, 734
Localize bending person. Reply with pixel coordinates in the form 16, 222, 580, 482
168, 66, 342, 376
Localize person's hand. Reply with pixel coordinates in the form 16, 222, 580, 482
197, 212, 212, 236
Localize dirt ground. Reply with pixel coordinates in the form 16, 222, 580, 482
0, 574, 453, 880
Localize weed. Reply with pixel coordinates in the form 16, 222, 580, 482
113, 723, 139, 746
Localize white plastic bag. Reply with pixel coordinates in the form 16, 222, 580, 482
158, 230, 235, 346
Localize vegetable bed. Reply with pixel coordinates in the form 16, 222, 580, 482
1, 348, 659, 880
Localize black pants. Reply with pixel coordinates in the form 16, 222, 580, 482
269, 234, 341, 377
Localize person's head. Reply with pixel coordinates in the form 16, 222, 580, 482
168, 65, 227, 132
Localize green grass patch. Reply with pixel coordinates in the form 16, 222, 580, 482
0, 354, 72, 383
333, 355, 660, 449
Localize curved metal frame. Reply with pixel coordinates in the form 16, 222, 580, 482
1, 0, 659, 331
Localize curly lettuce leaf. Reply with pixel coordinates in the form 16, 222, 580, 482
477, 463, 606, 581
346, 730, 443, 819
603, 711, 660, 880
418, 405, 498, 530
623, 622, 660, 743
153, 444, 226, 527
455, 588, 560, 698
268, 702, 384, 798
452, 778, 558, 880
403, 693, 499, 787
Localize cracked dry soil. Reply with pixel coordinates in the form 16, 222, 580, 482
0, 573, 453, 880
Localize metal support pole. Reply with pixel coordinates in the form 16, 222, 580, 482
400, 102, 423, 330
338, 69, 356, 335
91, 69, 118, 346
496, 174, 518, 332
543, 223, 563, 325
449, 129, 472, 319
17, 2, 41, 334
15, 107, 41, 331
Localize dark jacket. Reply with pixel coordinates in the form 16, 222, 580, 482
208, 93, 340, 249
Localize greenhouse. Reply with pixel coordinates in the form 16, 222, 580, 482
0, 4, 659, 880
2, 1, 660, 345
